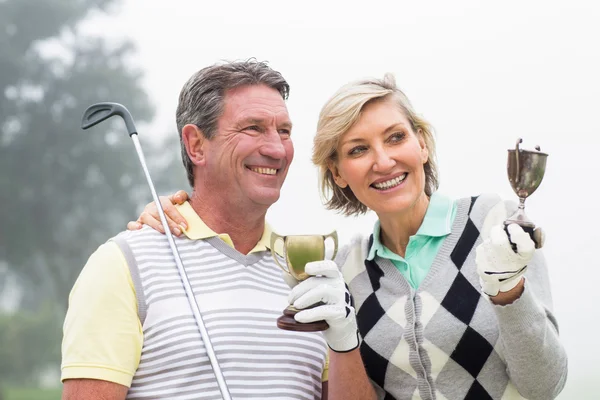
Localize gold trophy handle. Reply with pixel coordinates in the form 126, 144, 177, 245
270, 233, 289, 274
323, 231, 339, 261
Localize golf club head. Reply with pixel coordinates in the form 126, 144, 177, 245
81, 102, 137, 136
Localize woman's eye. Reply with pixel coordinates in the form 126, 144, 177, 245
348, 146, 367, 156
389, 132, 405, 142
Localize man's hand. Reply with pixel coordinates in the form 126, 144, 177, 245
126, 190, 189, 235
288, 260, 359, 353
476, 223, 536, 298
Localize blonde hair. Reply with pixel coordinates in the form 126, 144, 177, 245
312, 73, 438, 216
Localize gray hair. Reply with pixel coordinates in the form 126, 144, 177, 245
176, 59, 290, 186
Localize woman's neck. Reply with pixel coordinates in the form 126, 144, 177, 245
377, 193, 430, 258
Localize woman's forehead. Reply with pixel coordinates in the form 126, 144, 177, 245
341, 105, 411, 141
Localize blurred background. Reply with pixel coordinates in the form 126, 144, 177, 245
0, 0, 598, 399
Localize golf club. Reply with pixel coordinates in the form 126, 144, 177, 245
81, 102, 232, 400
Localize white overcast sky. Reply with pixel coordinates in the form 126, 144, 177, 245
84, 1, 599, 397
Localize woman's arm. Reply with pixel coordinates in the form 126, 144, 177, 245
492, 250, 568, 400
287, 260, 377, 400
126, 190, 189, 234
328, 349, 376, 400
477, 200, 568, 399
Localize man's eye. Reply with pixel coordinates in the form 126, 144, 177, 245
245, 125, 261, 131
278, 129, 291, 136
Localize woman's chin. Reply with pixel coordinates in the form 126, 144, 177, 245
368, 191, 427, 217
370, 200, 413, 216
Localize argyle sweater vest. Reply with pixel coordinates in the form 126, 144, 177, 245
336, 194, 530, 400
113, 227, 327, 400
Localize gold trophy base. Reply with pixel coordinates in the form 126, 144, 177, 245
277, 304, 329, 332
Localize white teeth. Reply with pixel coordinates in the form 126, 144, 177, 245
373, 173, 407, 190
250, 167, 277, 175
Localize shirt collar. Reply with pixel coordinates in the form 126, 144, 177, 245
367, 220, 386, 261
367, 192, 454, 260
417, 192, 454, 237
177, 202, 274, 254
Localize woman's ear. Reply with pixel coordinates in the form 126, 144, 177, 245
417, 129, 429, 164
182, 124, 206, 166
328, 161, 348, 188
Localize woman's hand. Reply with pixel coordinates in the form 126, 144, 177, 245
475, 223, 535, 299
126, 190, 189, 236
288, 260, 359, 353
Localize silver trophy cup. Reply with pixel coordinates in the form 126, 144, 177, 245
504, 138, 548, 249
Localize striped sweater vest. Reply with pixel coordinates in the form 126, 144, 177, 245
113, 227, 327, 400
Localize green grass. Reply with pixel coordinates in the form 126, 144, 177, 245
3, 387, 61, 400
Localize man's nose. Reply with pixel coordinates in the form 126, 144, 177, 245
259, 130, 287, 160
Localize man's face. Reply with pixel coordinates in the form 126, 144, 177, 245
201, 84, 294, 211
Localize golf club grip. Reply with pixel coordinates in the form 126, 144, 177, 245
504, 223, 536, 252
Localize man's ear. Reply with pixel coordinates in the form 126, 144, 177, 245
182, 124, 206, 166
328, 161, 348, 188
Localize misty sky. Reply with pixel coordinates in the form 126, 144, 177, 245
81, 1, 600, 397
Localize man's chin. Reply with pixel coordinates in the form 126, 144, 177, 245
248, 190, 281, 208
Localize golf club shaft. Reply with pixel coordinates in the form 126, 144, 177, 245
131, 134, 232, 400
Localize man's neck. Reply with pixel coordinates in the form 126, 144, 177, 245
189, 191, 267, 255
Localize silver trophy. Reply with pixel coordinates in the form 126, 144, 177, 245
504, 138, 548, 249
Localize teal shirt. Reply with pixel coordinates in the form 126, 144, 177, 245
367, 192, 457, 289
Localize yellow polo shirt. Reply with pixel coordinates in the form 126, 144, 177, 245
61, 202, 328, 387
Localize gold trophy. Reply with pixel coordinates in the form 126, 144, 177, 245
271, 232, 338, 331
505, 138, 548, 249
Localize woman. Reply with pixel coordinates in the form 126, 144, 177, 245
130, 74, 567, 400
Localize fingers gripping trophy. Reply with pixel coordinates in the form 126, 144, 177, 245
504, 138, 548, 250
270, 232, 338, 331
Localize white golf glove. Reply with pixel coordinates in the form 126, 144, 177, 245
287, 260, 359, 353
476, 223, 536, 297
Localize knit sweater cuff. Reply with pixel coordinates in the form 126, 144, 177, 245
490, 278, 546, 332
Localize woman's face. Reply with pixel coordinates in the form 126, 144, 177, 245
330, 98, 429, 216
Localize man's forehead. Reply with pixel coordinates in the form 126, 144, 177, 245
235, 109, 292, 124
224, 84, 286, 105
223, 86, 291, 123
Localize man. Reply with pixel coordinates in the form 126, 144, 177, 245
61, 60, 329, 399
